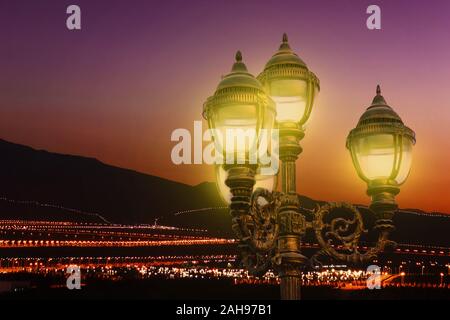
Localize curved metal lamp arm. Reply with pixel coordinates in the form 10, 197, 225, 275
225, 165, 281, 276
310, 201, 397, 266
240, 245, 276, 277
231, 186, 283, 276
231, 188, 282, 250
227, 164, 398, 275
233, 196, 397, 274
311, 202, 366, 265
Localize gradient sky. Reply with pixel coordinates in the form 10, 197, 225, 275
1, 0, 450, 213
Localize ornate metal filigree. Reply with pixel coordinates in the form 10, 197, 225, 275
236, 194, 397, 273
248, 188, 281, 250
237, 188, 282, 276
240, 246, 277, 277
311, 202, 367, 265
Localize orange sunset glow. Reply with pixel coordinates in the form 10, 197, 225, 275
1, 0, 449, 214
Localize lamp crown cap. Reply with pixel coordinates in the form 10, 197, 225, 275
210, 50, 263, 92
263, 34, 306, 70
358, 85, 406, 127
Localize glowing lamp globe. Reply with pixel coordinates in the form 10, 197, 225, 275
258, 33, 320, 126
203, 51, 275, 163
346, 86, 416, 189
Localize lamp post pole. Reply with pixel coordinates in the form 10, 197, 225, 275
225, 164, 257, 261
367, 180, 399, 253
278, 123, 305, 300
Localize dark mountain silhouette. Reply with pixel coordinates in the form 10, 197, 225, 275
0, 139, 448, 246
0, 139, 224, 225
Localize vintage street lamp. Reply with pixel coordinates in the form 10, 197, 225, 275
347, 85, 416, 252
203, 51, 277, 271
258, 33, 319, 126
257, 33, 320, 300
202, 36, 415, 300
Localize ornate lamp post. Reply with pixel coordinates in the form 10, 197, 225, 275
256, 33, 320, 300
203, 35, 415, 300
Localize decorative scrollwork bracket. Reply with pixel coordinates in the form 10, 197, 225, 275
232, 188, 397, 275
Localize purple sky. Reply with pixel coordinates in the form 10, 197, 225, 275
1, 0, 450, 212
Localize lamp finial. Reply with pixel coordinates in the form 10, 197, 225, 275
282, 33, 288, 43
235, 51, 242, 62
376, 84, 381, 95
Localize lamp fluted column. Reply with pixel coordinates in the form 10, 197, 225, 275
224, 164, 257, 259
367, 180, 399, 252
277, 123, 307, 300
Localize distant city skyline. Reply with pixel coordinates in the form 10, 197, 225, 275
1, 0, 450, 213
